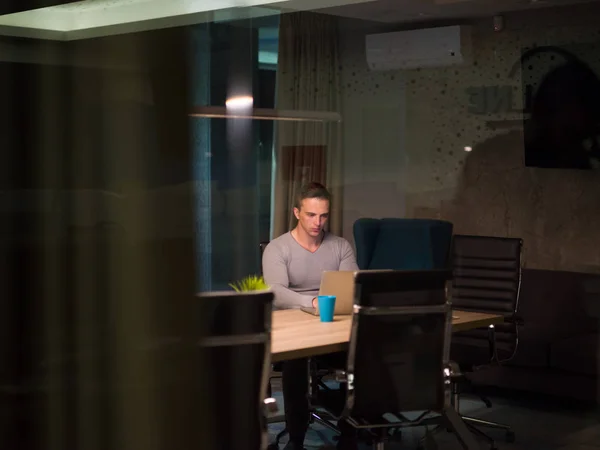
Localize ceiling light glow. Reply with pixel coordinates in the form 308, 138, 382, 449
226, 95, 254, 109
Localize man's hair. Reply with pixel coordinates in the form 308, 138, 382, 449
294, 182, 331, 209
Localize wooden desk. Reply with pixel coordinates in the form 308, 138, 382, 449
271, 309, 503, 362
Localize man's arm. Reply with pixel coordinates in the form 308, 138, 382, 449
339, 240, 359, 271
262, 244, 315, 309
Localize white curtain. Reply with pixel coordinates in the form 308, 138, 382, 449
272, 12, 343, 238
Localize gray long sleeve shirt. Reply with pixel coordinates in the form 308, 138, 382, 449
262, 231, 359, 310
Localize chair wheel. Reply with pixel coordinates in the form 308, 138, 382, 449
506, 430, 516, 443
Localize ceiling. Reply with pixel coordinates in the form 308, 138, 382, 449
0, 0, 377, 40
318, 0, 600, 24
1, 0, 599, 41
0, 0, 279, 40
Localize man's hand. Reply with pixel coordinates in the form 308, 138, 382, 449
312, 297, 318, 308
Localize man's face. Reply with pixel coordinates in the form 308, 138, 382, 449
294, 198, 330, 238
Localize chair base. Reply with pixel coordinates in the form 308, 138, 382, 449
417, 408, 496, 450
311, 410, 340, 433
448, 372, 515, 448
444, 407, 481, 450
268, 411, 339, 449
410, 408, 480, 450
419, 414, 515, 450
463, 416, 515, 445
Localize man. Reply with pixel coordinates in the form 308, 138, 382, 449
262, 182, 359, 450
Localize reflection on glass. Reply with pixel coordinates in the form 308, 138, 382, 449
3, 0, 600, 449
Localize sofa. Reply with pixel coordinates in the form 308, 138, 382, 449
470, 268, 600, 404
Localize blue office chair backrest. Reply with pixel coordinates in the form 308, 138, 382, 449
353, 218, 453, 270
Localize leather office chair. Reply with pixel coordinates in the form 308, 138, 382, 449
353, 218, 453, 270
198, 290, 276, 450
450, 234, 523, 447
312, 269, 480, 450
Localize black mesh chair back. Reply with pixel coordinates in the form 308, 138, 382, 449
344, 270, 452, 420
197, 290, 273, 450
451, 235, 522, 362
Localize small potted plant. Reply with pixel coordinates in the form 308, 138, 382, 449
229, 275, 270, 292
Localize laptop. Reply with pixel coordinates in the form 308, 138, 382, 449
300, 270, 356, 316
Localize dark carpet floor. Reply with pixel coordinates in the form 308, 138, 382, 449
268, 385, 600, 450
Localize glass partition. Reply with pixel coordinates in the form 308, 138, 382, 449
3, 0, 600, 448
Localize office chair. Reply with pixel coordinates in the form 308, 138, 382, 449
198, 290, 276, 450
313, 269, 480, 450
450, 234, 523, 447
353, 218, 453, 270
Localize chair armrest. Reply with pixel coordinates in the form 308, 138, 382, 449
446, 361, 462, 379
485, 316, 522, 366
506, 314, 524, 326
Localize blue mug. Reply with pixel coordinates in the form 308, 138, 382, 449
318, 295, 336, 322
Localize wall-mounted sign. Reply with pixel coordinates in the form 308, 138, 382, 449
466, 44, 600, 170
466, 84, 534, 115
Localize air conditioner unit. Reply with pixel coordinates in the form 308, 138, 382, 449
366, 25, 472, 71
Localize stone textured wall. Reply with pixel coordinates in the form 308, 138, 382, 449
340, 4, 600, 273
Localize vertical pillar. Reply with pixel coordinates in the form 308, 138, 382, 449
190, 24, 212, 291
210, 21, 260, 287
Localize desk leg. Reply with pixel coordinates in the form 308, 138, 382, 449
443, 407, 481, 450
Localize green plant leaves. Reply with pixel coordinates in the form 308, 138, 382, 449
229, 275, 269, 292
